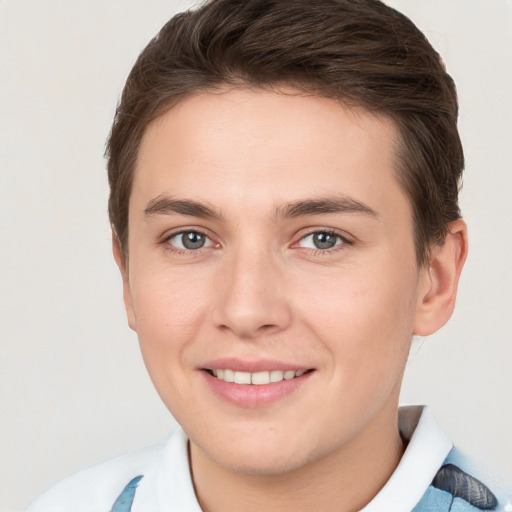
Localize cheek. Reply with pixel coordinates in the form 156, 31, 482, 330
129, 269, 210, 379
295, 260, 418, 375
131, 259, 212, 328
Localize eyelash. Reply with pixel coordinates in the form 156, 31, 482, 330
293, 229, 351, 256
162, 229, 215, 256
161, 228, 351, 257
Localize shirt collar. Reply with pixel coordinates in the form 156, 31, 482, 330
361, 405, 453, 512
133, 427, 201, 511
140, 405, 451, 511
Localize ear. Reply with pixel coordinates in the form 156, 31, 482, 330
112, 231, 137, 332
413, 219, 468, 336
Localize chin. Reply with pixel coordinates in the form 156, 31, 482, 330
213, 449, 309, 476
191, 426, 326, 477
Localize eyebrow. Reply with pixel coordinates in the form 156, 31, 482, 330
275, 196, 378, 220
143, 195, 378, 221
144, 196, 223, 220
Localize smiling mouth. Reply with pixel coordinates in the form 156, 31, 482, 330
205, 369, 313, 385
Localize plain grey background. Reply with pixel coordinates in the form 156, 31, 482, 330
1, 1, 511, 510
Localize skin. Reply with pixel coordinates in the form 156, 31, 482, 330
114, 88, 467, 512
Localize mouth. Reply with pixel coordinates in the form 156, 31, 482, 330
205, 368, 312, 385
200, 359, 316, 407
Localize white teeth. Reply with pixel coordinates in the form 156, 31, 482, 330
251, 371, 270, 385
234, 371, 252, 384
270, 370, 284, 382
210, 368, 307, 384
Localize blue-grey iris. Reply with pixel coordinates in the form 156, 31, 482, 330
313, 232, 338, 249
182, 232, 206, 249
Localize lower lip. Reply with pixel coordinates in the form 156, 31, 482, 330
202, 371, 314, 408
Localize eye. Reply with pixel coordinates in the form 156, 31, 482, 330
166, 230, 214, 251
298, 231, 344, 250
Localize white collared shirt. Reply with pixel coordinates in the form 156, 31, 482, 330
361, 405, 452, 512
27, 406, 453, 511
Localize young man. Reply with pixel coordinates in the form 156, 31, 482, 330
27, 0, 507, 510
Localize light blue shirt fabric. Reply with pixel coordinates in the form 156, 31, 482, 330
413, 485, 495, 512
27, 406, 507, 512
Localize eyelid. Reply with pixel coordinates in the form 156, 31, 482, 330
299, 233, 342, 248
292, 228, 352, 251
160, 226, 351, 255
162, 227, 219, 252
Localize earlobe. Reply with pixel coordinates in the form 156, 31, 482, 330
413, 219, 468, 336
112, 232, 137, 332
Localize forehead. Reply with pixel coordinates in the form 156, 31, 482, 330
132, 88, 406, 221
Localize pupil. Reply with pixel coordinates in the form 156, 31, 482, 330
182, 232, 205, 249
313, 232, 337, 249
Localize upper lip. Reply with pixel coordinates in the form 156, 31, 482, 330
201, 358, 312, 373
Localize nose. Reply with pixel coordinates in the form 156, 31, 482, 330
211, 247, 292, 340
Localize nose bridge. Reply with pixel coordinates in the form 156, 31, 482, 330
212, 239, 291, 338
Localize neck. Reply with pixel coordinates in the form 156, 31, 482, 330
189, 405, 405, 512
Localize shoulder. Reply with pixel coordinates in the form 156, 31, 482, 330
27, 427, 200, 512
26, 442, 165, 512
414, 450, 510, 512
390, 407, 510, 512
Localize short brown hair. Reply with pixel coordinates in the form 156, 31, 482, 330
106, 0, 463, 266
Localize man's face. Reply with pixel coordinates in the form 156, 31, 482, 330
121, 88, 429, 475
